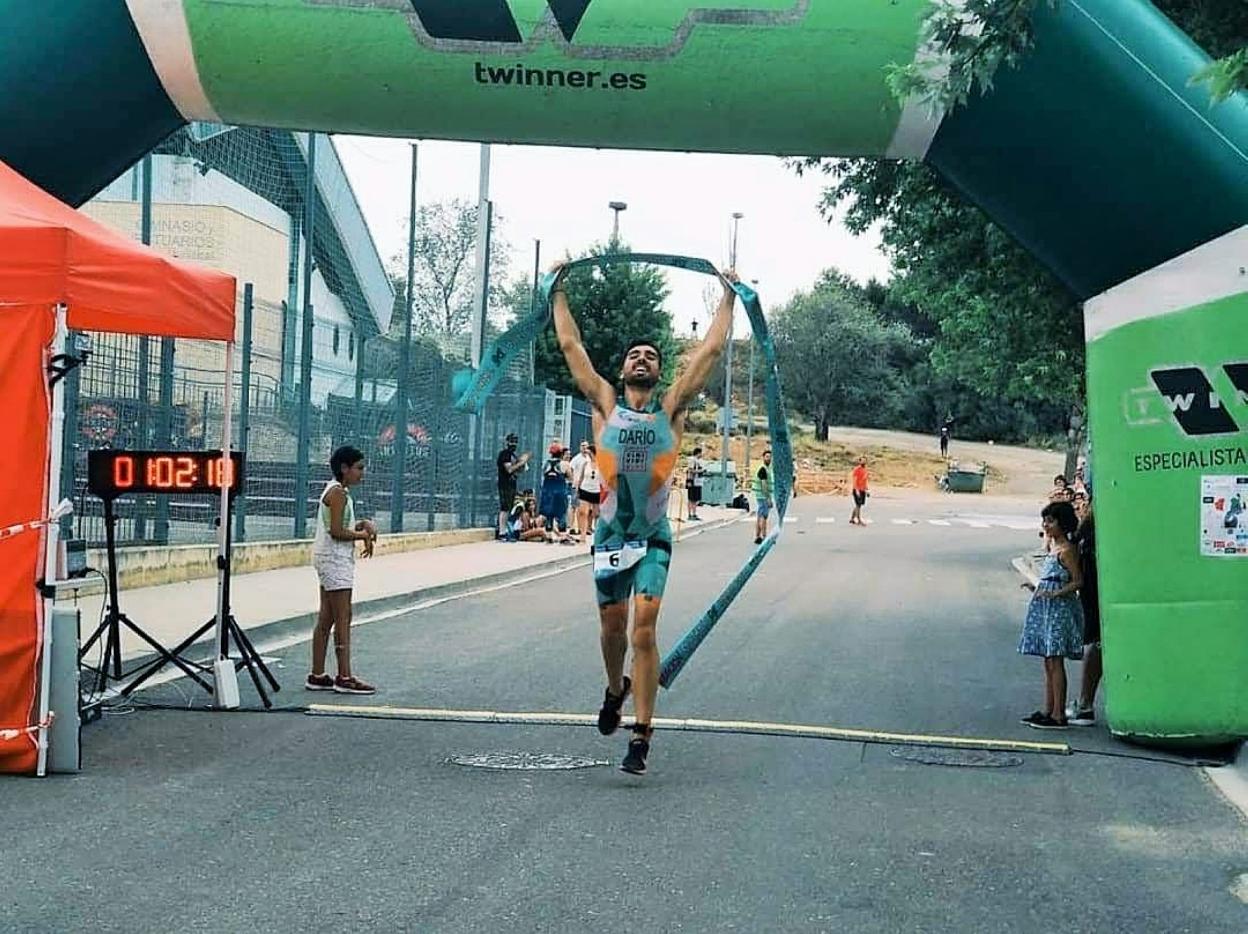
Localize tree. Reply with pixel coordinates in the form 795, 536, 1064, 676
772, 271, 917, 440
388, 199, 510, 340
888, 0, 1247, 110
526, 245, 675, 397
789, 0, 1246, 427
798, 158, 1085, 407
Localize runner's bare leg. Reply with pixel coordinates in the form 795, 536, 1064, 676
599, 601, 629, 696
630, 595, 662, 725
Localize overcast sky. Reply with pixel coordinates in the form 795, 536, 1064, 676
334, 137, 891, 336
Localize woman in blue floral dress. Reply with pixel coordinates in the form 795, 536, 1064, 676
1018, 500, 1084, 729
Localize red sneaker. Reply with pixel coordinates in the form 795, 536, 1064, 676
305, 673, 334, 691
333, 675, 377, 695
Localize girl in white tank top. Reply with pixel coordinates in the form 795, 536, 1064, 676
308, 446, 377, 695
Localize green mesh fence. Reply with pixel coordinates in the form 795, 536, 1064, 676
60, 126, 549, 548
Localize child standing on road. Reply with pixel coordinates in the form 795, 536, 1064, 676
307, 445, 378, 695
1018, 500, 1084, 729
849, 456, 869, 526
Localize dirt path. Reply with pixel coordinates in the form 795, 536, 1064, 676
686, 425, 1063, 501
819, 426, 1064, 499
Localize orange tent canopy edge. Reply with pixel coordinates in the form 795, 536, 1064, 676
0, 160, 236, 340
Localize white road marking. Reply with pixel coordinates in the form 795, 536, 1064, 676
891, 519, 914, 525
784, 516, 799, 523
928, 519, 952, 527
815, 517, 836, 524
956, 520, 992, 529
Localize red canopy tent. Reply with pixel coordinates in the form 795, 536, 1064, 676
0, 160, 236, 775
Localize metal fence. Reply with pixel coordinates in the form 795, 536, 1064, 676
59, 127, 558, 549
58, 305, 549, 547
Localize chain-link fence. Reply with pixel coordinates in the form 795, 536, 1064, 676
58, 126, 554, 548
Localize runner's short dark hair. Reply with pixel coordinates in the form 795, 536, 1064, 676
330, 445, 365, 481
622, 339, 662, 367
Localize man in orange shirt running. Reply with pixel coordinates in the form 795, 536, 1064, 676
849, 456, 870, 526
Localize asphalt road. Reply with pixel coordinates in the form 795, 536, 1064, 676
5, 494, 1247, 933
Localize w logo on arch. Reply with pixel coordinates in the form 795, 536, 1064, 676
313, 1, 811, 57
408, 1, 592, 43
1148, 364, 1248, 436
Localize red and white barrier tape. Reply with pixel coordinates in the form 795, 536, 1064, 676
0, 712, 55, 742
0, 499, 73, 542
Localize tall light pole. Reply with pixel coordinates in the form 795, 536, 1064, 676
391, 142, 417, 532
720, 211, 743, 492
743, 278, 759, 480
608, 201, 627, 245
468, 143, 492, 525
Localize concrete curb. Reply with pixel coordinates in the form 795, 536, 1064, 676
1206, 743, 1248, 824
122, 510, 746, 678
82, 527, 496, 595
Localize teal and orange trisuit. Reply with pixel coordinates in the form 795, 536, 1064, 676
592, 399, 679, 607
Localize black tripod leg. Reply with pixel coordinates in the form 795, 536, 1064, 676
229, 617, 281, 692
119, 615, 214, 695
226, 617, 275, 708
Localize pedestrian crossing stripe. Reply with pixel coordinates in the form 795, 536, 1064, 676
791, 516, 1036, 530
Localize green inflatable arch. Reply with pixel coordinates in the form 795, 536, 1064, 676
2, 0, 1245, 744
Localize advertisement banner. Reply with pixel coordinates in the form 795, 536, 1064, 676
152, 0, 929, 156
1085, 227, 1248, 744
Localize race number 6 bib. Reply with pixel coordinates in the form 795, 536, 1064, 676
593, 541, 648, 579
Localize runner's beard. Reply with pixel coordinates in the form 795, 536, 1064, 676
623, 371, 658, 389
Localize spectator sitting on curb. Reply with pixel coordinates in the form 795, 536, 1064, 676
514, 492, 549, 543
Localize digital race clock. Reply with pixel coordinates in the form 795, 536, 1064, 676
87, 450, 245, 499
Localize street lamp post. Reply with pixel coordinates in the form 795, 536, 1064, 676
609, 201, 628, 244
720, 212, 743, 494
743, 278, 759, 480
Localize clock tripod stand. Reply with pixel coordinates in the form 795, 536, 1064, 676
79, 496, 215, 697
122, 490, 280, 707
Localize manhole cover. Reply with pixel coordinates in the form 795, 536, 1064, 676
889, 746, 1023, 769
447, 753, 609, 771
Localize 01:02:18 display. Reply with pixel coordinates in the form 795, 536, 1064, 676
110, 454, 235, 491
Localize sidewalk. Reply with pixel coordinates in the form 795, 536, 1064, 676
64, 506, 742, 664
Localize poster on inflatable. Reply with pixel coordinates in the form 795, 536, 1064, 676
1084, 226, 1248, 745
1200, 475, 1248, 557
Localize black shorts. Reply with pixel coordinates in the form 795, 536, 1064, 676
578, 488, 600, 504
1081, 596, 1101, 645
852, 490, 867, 507
498, 484, 516, 512
688, 485, 702, 504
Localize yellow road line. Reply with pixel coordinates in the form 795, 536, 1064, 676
306, 704, 1070, 756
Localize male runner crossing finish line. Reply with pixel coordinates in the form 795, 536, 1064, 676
551, 261, 738, 774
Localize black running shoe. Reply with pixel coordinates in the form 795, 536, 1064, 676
596, 676, 631, 735
621, 735, 650, 775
